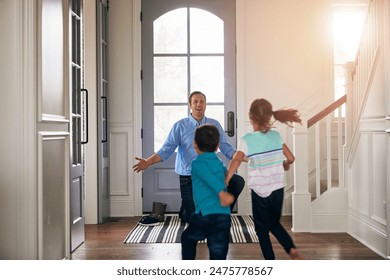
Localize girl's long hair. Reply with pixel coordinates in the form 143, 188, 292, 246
249, 98, 302, 131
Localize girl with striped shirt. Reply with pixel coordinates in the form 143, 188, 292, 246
225, 98, 303, 260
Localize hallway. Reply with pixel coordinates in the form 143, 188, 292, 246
71, 216, 383, 260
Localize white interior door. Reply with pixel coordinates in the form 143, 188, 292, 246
70, 0, 86, 252
141, 0, 237, 212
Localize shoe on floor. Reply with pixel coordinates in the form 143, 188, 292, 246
138, 215, 160, 226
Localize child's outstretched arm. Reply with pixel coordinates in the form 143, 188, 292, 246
219, 191, 235, 206
225, 150, 246, 185
282, 143, 295, 171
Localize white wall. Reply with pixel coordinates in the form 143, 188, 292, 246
105, 0, 368, 217
242, 0, 333, 111
347, 50, 389, 257
237, 0, 337, 214
0, 0, 38, 259
0, 0, 24, 259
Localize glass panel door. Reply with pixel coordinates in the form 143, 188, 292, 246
141, 0, 236, 212
70, 0, 85, 252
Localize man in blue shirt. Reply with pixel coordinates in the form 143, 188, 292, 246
133, 91, 245, 223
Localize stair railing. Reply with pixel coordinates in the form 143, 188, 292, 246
307, 95, 347, 200
292, 96, 347, 231
291, 0, 381, 232
345, 0, 381, 163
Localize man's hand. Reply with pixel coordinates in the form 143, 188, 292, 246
133, 157, 149, 173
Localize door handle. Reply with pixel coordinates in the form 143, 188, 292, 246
101, 96, 108, 143
81, 88, 89, 144
226, 111, 235, 137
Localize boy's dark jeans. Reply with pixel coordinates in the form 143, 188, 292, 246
179, 173, 245, 223
181, 213, 231, 260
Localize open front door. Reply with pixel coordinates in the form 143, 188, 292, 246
141, 0, 237, 212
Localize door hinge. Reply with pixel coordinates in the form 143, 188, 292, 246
140, 70, 143, 80
100, 0, 110, 12
140, 11, 142, 21
141, 187, 143, 198
141, 128, 143, 139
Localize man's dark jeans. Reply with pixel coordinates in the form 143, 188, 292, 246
179, 175, 194, 223
181, 213, 231, 260
179, 173, 245, 223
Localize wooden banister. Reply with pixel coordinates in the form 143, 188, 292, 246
307, 95, 347, 128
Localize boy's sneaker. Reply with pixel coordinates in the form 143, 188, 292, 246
138, 215, 160, 226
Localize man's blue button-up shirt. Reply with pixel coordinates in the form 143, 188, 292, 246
156, 114, 235, 176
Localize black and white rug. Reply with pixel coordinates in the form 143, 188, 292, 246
123, 215, 259, 244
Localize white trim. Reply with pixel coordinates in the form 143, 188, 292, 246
348, 209, 387, 258
235, 0, 249, 215
133, 0, 143, 216
386, 0, 390, 253
37, 133, 43, 259
36, 0, 43, 123
84, 0, 98, 224
38, 131, 70, 137
41, 113, 70, 123
385, 0, 390, 120
17, 0, 39, 260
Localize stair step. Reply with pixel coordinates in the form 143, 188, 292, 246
320, 180, 339, 194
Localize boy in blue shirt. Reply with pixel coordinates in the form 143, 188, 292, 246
181, 124, 234, 260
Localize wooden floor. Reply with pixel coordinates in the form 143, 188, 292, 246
71, 215, 384, 260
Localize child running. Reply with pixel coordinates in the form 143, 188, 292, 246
225, 98, 303, 260
181, 124, 234, 260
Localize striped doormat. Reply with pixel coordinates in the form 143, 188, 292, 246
123, 215, 259, 244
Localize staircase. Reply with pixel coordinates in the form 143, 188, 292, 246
291, 0, 381, 232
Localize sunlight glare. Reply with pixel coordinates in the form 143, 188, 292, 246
333, 12, 366, 63
333, 10, 366, 116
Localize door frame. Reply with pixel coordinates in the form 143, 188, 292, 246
141, 0, 237, 213
132, 0, 248, 215
69, 0, 87, 252
96, 0, 111, 223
